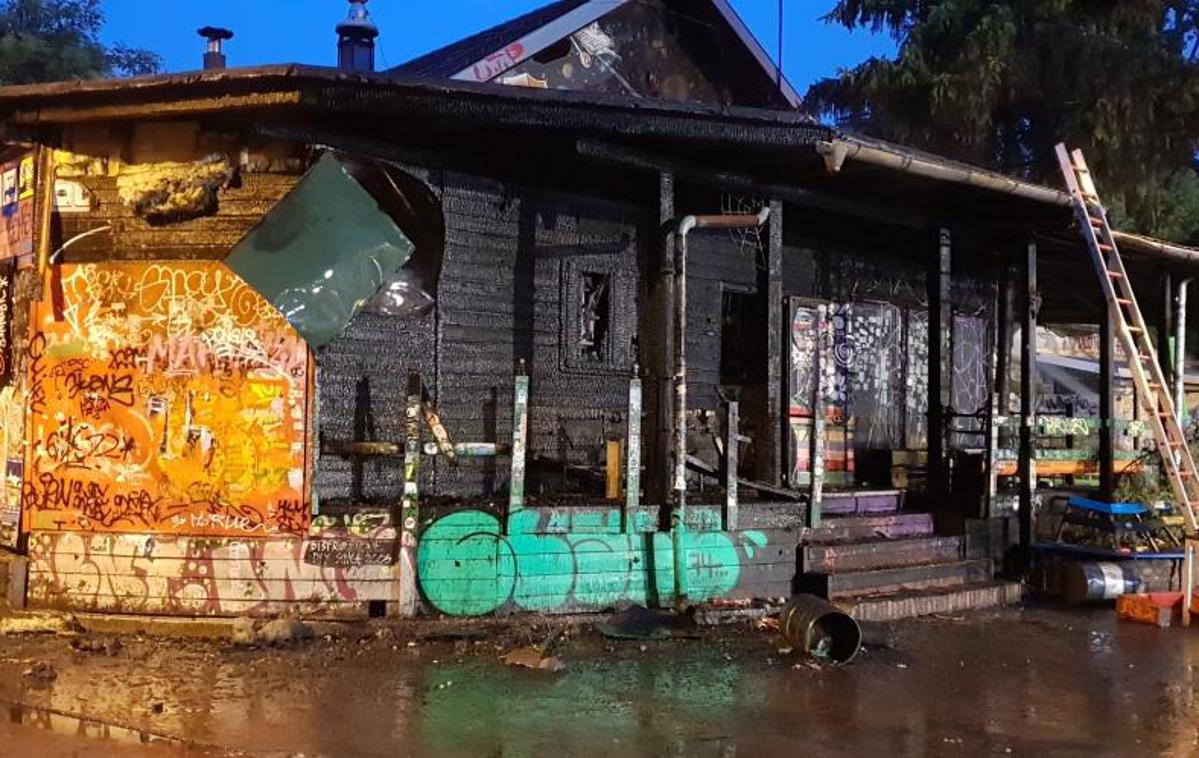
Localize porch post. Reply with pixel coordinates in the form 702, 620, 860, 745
397, 371, 423, 617
506, 361, 529, 534
760, 199, 784, 486
645, 171, 675, 508
624, 367, 642, 534
1174, 278, 1189, 428
1018, 239, 1038, 565
928, 228, 952, 507
1099, 304, 1116, 501
985, 266, 1013, 518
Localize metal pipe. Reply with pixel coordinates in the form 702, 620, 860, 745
670, 207, 769, 609
1176, 278, 1191, 427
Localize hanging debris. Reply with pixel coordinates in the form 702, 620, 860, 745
115, 154, 234, 223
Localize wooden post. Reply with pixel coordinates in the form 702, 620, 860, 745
1185, 537, 1196, 627
625, 368, 642, 533
928, 228, 953, 508
761, 199, 784, 485
507, 360, 529, 534
1099, 306, 1116, 501
645, 171, 675, 508
808, 304, 831, 529
1018, 240, 1038, 564
397, 371, 423, 618
1159, 272, 1175, 391
724, 400, 739, 530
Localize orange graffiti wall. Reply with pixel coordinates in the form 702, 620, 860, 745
23, 262, 311, 536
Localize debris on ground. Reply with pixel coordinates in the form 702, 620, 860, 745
69, 636, 124, 656
596, 605, 696, 640
500, 645, 565, 672
0, 612, 82, 636
229, 617, 315, 647
21, 661, 56, 681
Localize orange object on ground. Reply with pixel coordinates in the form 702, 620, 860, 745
1117, 593, 1184, 628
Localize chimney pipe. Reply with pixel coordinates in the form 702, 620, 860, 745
198, 26, 233, 70
337, 0, 378, 73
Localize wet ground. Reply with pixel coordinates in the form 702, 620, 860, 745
0, 604, 1196, 757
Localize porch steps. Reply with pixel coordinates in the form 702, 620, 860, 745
800, 508, 1022, 621
799, 558, 994, 598
835, 580, 1024, 623
802, 536, 964, 573
803, 513, 934, 543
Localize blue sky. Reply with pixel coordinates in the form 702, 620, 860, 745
98, 1, 896, 92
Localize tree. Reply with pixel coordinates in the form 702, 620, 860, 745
0, 0, 160, 85
806, 1, 1199, 242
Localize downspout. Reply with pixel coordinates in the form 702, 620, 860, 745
670, 206, 770, 609
1176, 279, 1191, 428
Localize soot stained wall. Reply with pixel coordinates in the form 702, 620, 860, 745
316, 170, 643, 502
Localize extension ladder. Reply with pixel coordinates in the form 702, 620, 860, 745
1056, 144, 1199, 532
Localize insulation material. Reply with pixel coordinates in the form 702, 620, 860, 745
115, 154, 234, 223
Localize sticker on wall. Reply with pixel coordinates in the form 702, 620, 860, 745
0, 153, 34, 260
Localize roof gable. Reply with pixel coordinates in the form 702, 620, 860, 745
387, 0, 801, 110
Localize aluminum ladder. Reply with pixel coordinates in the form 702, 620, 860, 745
1056, 144, 1199, 532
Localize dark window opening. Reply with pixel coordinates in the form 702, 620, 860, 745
578, 271, 611, 363
721, 289, 758, 387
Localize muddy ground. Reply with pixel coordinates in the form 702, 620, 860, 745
0, 603, 1195, 757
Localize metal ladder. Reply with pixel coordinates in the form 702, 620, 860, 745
1056, 144, 1199, 532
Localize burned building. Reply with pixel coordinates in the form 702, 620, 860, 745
0, 0, 1194, 620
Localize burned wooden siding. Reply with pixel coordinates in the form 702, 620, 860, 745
316, 172, 643, 501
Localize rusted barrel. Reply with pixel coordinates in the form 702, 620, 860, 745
780, 594, 862, 664
1063, 561, 1145, 605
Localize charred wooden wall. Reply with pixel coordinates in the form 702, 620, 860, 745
316, 171, 645, 503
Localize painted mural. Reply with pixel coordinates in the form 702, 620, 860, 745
418, 510, 783, 616
23, 262, 311, 537
28, 530, 394, 616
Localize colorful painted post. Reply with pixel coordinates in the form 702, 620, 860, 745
625, 368, 642, 534
724, 400, 739, 530
398, 371, 423, 617
606, 441, 622, 500
507, 360, 529, 535
808, 304, 830, 529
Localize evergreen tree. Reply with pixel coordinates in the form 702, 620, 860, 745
807, 1, 1199, 242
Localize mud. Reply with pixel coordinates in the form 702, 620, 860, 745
0, 604, 1196, 757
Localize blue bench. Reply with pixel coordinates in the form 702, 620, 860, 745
1054, 496, 1159, 551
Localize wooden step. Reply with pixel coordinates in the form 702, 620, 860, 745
822, 490, 902, 516
836, 580, 1023, 622
805, 513, 934, 543
802, 536, 963, 573
800, 559, 994, 599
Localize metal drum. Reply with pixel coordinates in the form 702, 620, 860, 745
780, 594, 862, 664
1063, 561, 1145, 605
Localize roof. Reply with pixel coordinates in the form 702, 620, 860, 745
0, 63, 1196, 272
385, 0, 803, 107
389, 0, 592, 79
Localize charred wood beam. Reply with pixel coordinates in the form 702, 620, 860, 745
577, 139, 926, 230
927, 229, 953, 509
1099, 305, 1116, 501
762, 199, 784, 486
1018, 239, 1038, 571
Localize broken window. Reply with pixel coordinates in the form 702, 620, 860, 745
561, 255, 632, 374
577, 271, 611, 363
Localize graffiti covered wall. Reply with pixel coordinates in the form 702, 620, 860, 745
23, 262, 311, 537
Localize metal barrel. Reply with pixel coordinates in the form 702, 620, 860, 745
1063, 561, 1145, 605
780, 594, 862, 664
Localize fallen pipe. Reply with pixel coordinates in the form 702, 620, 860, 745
670, 207, 770, 609
780, 594, 862, 664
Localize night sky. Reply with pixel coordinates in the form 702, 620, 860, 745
99, 1, 895, 92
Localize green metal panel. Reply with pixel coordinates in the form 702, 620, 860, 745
225, 153, 415, 349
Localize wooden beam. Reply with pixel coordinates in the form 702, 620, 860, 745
761, 198, 784, 486
928, 228, 952, 507
12, 90, 303, 124
1018, 240, 1038, 566
1099, 307, 1116, 500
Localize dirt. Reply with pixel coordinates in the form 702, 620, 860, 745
0, 604, 1195, 757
